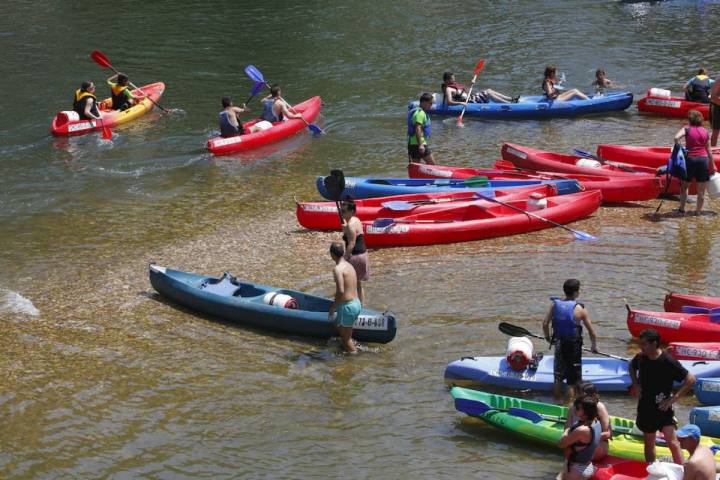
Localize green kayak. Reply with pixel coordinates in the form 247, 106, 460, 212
450, 387, 720, 462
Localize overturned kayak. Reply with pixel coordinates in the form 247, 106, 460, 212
149, 264, 396, 344
444, 354, 720, 392
411, 91, 633, 119
450, 387, 720, 462
627, 308, 720, 343
50, 82, 165, 136
409, 161, 662, 203
315, 174, 581, 200
362, 190, 601, 248
637, 91, 710, 119
665, 292, 720, 312
207, 96, 321, 155
597, 144, 720, 170
296, 183, 556, 231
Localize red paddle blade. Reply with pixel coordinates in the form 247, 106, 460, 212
473, 59, 486, 75
101, 127, 112, 140
90, 50, 112, 69
456, 115, 464, 127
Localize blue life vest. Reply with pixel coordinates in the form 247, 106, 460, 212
568, 420, 602, 465
687, 76, 711, 103
551, 297, 580, 341
406, 107, 431, 139
261, 99, 281, 123
666, 143, 688, 180
219, 111, 242, 138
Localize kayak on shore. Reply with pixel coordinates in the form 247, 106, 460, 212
597, 144, 720, 170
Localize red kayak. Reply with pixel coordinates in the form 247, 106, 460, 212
207, 96, 321, 155
296, 184, 556, 231
667, 342, 720, 361
408, 161, 662, 203
637, 92, 710, 120
361, 190, 601, 248
665, 292, 720, 312
627, 308, 720, 343
597, 144, 720, 170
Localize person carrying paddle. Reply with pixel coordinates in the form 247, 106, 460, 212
328, 242, 361, 354
542, 279, 598, 401
675, 424, 716, 480
673, 109, 715, 215
441, 72, 514, 105
106, 73, 145, 111
341, 200, 370, 304
557, 395, 602, 479
407, 93, 435, 165
629, 328, 696, 464
543, 66, 589, 102
565, 382, 611, 461
684, 68, 714, 104
260, 85, 302, 123
218, 97, 249, 138
73, 81, 102, 121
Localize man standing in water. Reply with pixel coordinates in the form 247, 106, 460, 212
328, 242, 361, 354
543, 279, 599, 401
407, 93, 435, 165
629, 328, 695, 464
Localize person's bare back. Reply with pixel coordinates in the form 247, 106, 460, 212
683, 444, 716, 480
334, 260, 358, 303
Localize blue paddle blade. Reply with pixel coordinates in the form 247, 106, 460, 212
681, 305, 710, 314
372, 218, 396, 228
454, 398, 492, 416
507, 407, 544, 423
307, 123, 324, 135
245, 65, 265, 83
573, 230, 598, 241
381, 201, 416, 211
251, 81, 265, 96
572, 148, 595, 159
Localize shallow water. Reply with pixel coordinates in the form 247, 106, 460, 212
2, 1, 720, 478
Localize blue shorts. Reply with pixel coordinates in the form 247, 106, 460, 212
335, 299, 362, 327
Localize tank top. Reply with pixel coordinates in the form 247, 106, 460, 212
219, 111, 242, 137
343, 232, 367, 255
686, 126, 709, 157
568, 420, 602, 465
261, 99, 282, 122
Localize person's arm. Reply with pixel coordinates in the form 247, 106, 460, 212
107, 73, 119, 82
445, 86, 462, 106
414, 123, 425, 151
629, 355, 641, 398
558, 425, 585, 448
83, 98, 100, 120
233, 105, 248, 115
674, 127, 687, 144
328, 267, 343, 318
682, 459, 697, 480
280, 101, 302, 120
578, 307, 598, 352
343, 223, 356, 260
683, 78, 692, 93
598, 403, 612, 440
659, 371, 695, 411
542, 305, 553, 343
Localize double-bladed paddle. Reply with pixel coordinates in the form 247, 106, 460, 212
244, 81, 266, 105
244, 64, 324, 134
457, 59, 486, 128
323, 170, 346, 224
498, 322, 626, 361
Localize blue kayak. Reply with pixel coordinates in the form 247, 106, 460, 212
409, 91, 633, 120
444, 355, 720, 392
149, 265, 397, 344
695, 378, 720, 406
315, 176, 581, 200
690, 406, 720, 437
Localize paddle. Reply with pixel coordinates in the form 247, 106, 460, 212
243, 64, 324, 134
456, 59, 486, 128
498, 322, 627, 361
462, 175, 490, 187
380, 193, 486, 211
100, 118, 112, 140
244, 81, 265, 105
371, 218, 455, 228
90, 50, 172, 114
474, 192, 598, 241
323, 170, 346, 223
573, 148, 639, 174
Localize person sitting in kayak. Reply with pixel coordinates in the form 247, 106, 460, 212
590, 68, 613, 94
441, 72, 515, 105
542, 279, 598, 401
73, 81, 102, 121
218, 96, 249, 138
260, 85, 302, 123
328, 241, 361, 354
543, 66, 589, 102
673, 109, 715, 215
684, 68, 714, 104
675, 424, 716, 480
106, 73, 145, 111
557, 395, 602, 480
565, 382, 611, 461
407, 93, 435, 165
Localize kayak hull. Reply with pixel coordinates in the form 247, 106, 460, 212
690, 406, 720, 436
627, 308, 720, 343
207, 96, 321, 155
50, 82, 165, 136
637, 94, 710, 119
148, 264, 396, 344
694, 378, 720, 405
667, 342, 720, 361
597, 144, 720, 171
665, 292, 720, 312
362, 190, 601, 248
413, 91, 633, 119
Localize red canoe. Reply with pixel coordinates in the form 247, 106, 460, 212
408, 161, 662, 203
667, 342, 720, 361
597, 144, 720, 170
627, 308, 720, 343
296, 183, 556, 231
637, 93, 710, 120
207, 96, 321, 155
50, 82, 165, 136
502, 143, 676, 195
361, 189, 601, 248
665, 292, 720, 312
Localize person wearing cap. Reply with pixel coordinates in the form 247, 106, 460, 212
107, 73, 145, 111
676, 424, 715, 480
629, 328, 696, 464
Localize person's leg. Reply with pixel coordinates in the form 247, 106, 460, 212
679, 181, 688, 212
643, 432, 657, 462
592, 440, 609, 461
558, 89, 589, 101
661, 425, 683, 464
712, 128, 719, 147
424, 151, 436, 165
484, 89, 512, 103
357, 281, 364, 305
338, 326, 357, 353
696, 181, 707, 214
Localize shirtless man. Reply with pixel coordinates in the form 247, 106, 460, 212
218, 97, 249, 137
675, 424, 716, 480
328, 242, 361, 353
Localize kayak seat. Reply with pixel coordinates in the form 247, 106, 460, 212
200, 273, 242, 296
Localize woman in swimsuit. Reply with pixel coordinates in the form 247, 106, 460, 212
557, 395, 602, 480
543, 66, 589, 102
341, 200, 370, 304
565, 382, 611, 461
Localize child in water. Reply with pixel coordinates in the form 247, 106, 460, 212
591, 69, 613, 94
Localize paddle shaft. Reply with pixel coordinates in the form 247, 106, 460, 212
457, 60, 485, 126
94, 52, 169, 113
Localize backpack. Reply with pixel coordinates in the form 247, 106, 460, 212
666, 143, 687, 180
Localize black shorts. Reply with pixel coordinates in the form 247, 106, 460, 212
636, 404, 677, 433
553, 338, 582, 385
711, 103, 720, 130
685, 156, 710, 182
408, 144, 431, 160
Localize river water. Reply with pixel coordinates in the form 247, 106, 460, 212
2, 1, 720, 478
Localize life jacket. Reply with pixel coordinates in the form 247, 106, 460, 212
110, 83, 130, 110
261, 98, 282, 123
687, 75, 711, 103
73, 89, 99, 119
218, 110, 243, 137
567, 420, 601, 467
407, 107, 431, 142
441, 81, 467, 103
666, 143, 688, 180
551, 297, 581, 341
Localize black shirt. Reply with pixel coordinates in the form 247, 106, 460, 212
630, 351, 688, 407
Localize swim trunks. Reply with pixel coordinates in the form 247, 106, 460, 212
335, 298, 362, 327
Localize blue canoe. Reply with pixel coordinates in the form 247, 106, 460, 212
315, 176, 581, 200
444, 355, 720, 392
409, 91, 633, 120
149, 265, 397, 344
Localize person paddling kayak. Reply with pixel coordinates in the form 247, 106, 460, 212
218, 96, 250, 138
260, 85, 302, 123
106, 73, 145, 111
441, 72, 515, 105
73, 81, 102, 121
